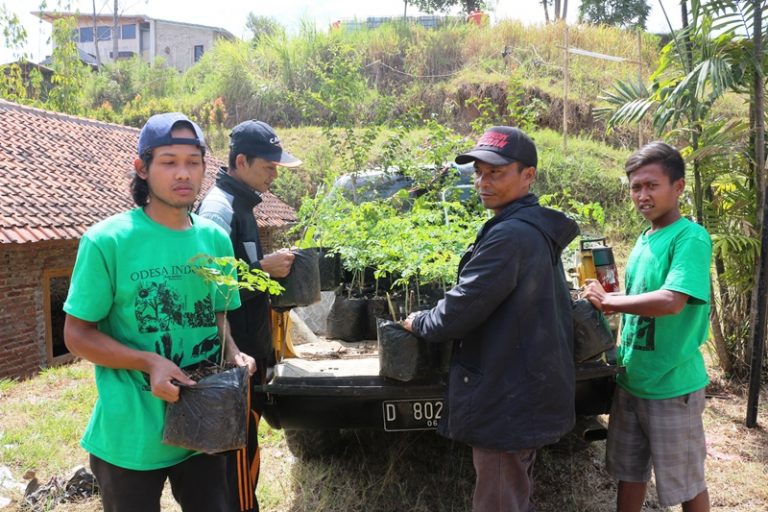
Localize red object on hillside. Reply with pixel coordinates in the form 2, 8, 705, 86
467, 10, 484, 26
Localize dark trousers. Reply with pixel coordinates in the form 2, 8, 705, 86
472, 447, 537, 512
90, 452, 229, 512
226, 358, 269, 512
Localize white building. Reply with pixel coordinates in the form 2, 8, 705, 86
34, 11, 235, 72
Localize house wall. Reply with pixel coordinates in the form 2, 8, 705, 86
153, 21, 223, 72
68, 17, 227, 71
0, 240, 76, 379
73, 18, 143, 64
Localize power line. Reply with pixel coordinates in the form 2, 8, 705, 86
365, 59, 461, 79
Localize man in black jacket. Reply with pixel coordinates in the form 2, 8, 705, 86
197, 120, 300, 512
404, 126, 578, 512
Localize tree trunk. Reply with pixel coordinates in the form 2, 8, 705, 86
680, 1, 693, 73
746, 0, 766, 428
562, 0, 568, 20
543, 0, 551, 24
709, 283, 732, 374
554, 0, 561, 20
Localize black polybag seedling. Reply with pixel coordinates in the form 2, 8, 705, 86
271, 248, 321, 309
326, 294, 367, 341
377, 319, 451, 382
572, 298, 616, 362
163, 365, 250, 454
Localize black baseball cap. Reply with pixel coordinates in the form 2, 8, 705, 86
230, 120, 302, 167
455, 126, 537, 168
137, 112, 205, 156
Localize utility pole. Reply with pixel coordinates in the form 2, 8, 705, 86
92, 0, 101, 68
112, 0, 119, 63
562, 25, 569, 152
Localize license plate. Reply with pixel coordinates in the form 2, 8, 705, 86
382, 398, 443, 432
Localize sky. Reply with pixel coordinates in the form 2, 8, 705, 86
0, 0, 682, 64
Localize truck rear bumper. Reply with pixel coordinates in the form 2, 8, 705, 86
257, 358, 623, 430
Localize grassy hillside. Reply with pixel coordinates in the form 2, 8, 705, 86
6, 19, 662, 138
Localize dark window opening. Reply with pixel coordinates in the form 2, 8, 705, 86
45, 271, 72, 362
194, 44, 204, 62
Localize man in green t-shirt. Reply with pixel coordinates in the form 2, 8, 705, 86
63, 113, 255, 512
583, 141, 711, 512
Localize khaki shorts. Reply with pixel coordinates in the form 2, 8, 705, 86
606, 386, 707, 507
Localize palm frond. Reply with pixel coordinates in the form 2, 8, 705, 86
699, 0, 763, 38
595, 79, 654, 127
694, 118, 750, 159
711, 232, 761, 260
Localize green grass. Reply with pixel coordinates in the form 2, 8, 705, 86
0, 364, 95, 477
0, 377, 17, 393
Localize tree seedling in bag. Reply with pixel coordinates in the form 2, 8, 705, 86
162, 255, 283, 453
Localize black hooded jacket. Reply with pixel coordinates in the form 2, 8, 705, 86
197, 168, 272, 360
412, 193, 579, 452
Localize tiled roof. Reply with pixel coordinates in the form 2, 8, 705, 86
0, 100, 296, 244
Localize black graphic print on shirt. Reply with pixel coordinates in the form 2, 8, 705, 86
135, 277, 222, 390
135, 281, 216, 333
631, 316, 656, 351
625, 281, 655, 352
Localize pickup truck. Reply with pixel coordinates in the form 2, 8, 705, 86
257, 166, 623, 458
257, 299, 622, 459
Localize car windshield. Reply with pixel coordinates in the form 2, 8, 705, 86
332, 163, 476, 204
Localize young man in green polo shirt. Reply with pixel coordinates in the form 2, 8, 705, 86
63, 113, 255, 511
583, 141, 711, 512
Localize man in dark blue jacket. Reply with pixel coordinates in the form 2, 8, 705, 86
197, 120, 300, 512
404, 126, 578, 512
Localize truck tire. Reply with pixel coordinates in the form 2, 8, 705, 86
284, 429, 342, 459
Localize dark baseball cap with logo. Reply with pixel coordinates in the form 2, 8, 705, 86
137, 112, 205, 156
230, 120, 302, 167
455, 126, 537, 168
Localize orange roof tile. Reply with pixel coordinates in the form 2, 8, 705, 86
0, 100, 296, 244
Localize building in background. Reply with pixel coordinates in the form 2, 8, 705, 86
33, 11, 234, 72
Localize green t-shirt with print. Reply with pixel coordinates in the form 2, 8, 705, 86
63, 208, 241, 470
618, 217, 711, 399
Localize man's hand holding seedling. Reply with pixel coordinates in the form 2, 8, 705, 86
260, 249, 295, 278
